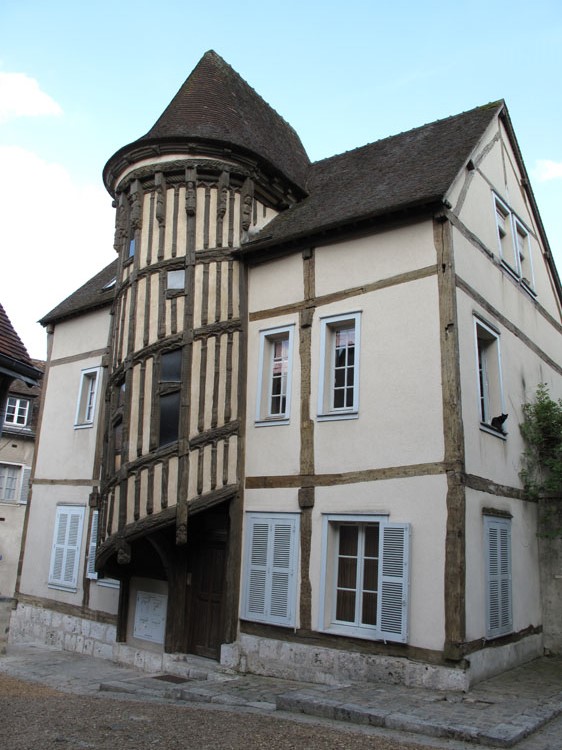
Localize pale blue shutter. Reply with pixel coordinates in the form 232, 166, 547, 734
19, 466, 31, 503
378, 523, 410, 643
86, 511, 99, 579
243, 515, 298, 626
49, 506, 85, 589
485, 517, 512, 637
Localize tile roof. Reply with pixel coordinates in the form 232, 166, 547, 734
243, 101, 504, 254
105, 50, 310, 193
0, 302, 34, 366
40, 259, 118, 326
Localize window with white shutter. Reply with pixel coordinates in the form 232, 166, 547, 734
48, 506, 85, 591
485, 516, 512, 638
242, 513, 299, 627
319, 515, 410, 643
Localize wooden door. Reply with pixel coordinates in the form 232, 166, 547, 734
188, 540, 226, 659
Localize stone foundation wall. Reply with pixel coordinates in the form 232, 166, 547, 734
221, 634, 471, 691
9, 602, 116, 661
0, 597, 16, 654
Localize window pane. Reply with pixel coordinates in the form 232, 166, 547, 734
339, 525, 358, 556
159, 392, 180, 446
364, 525, 379, 557
362, 592, 377, 626
336, 589, 356, 622
161, 349, 182, 382
337, 557, 357, 589
167, 269, 185, 290
363, 558, 378, 591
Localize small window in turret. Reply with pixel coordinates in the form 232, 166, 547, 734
167, 269, 185, 291
161, 349, 182, 382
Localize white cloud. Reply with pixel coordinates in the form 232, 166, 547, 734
534, 160, 562, 182
0, 146, 115, 359
0, 72, 63, 124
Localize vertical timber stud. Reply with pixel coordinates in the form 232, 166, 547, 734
434, 214, 467, 660
298, 247, 316, 631
176, 167, 197, 546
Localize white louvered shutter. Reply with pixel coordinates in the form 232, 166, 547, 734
378, 523, 410, 643
86, 511, 99, 579
243, 515, 298, 626
49, 506, 85, 589
485, 517, 512, 637
19, 466, 31, 503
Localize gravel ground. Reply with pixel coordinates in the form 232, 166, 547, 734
0, 673, 436, 750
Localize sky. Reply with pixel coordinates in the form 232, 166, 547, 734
1, 0, 561, 359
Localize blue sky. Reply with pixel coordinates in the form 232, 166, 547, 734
1, 0, 561, 357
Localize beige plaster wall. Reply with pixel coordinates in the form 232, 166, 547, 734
314, 224, 437, 298
49, 307, 110, 361
18, 485, 88, 602
0, 503, 26, 596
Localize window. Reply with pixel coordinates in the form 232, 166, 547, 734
5, 396, 29, 427
0, 463, 30, 504
241, 513, 299, 627
474, 318, 505, 433
485, 516, 512, 638
318, 313, 361, 420
514, 218, 534, 289
256, 325, 295, 424
158, 349, 182, 447
319, 515, 410, 643
86, 511, 119, 587
167, 269, 185, 291
75, 368, 101, 427
493, 194, 535, 291
48, 505, 85, 591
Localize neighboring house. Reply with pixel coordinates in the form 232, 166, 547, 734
0, 361, 43, 596
12, 51, 562, 689
0, 303, 42, 654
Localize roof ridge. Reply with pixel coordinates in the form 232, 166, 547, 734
310, 100, 504, 170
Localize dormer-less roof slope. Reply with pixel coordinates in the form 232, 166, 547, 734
40, 259, 118, 326
244, 101, 504, 254
104, 50, 310, 195
0, 303, 42, 385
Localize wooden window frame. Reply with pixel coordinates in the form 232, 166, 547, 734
75, 367, 101, 428
474, 317, 506, 436
5, 396, 30, 427
255, 325, 295, 426
318, 514, 410, 643
317, 312, 361, 421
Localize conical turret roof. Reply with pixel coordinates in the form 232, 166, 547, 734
104, 51, 310, 193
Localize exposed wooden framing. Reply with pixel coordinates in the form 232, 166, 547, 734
143, 273, 151, 348
161, 459, 169, 509
201, 261, 210, 327
137, 362, 145, 457
203, 186, 211, 249
127, 276, 137, 356
147, 464, 155, 515
247, 461, 449, 489
47, 348, 108, 367
146, 192, 155, 266
157, 271, 166, 339
228, 190, 235, 247
15, 594, 117, 625
215, 262, 222, 323
224, 333, 233, 423
227, 261, 234, 320
456, 275, 562, 376
197, 340, 208, 433
134, 472, 141, 520
211, 334, 221, 429
249, 264, 438, 322
435, 215, 466, 661
170, 186, 179, 258
298, 248, 316, 630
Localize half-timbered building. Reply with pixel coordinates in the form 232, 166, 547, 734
12, 51, 562, 688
